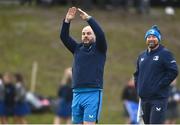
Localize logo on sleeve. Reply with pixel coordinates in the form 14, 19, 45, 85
153, 56, 159, 61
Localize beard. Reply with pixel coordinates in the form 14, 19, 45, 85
147, 41, 158, 49
83, 38, 90, 43
82, 38, 94, 46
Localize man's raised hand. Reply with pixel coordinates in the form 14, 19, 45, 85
65, 7, 77, 23
78, 8, 91, 21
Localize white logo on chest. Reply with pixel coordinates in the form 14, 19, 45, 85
140, 58, 144, 62
153, 56, 159, 61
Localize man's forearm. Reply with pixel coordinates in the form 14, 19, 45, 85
87, 17, 104, 38
87, 17, 107, 52
60, 20, 70, 43
158, 69, 178, 90
60, 20, 77, 53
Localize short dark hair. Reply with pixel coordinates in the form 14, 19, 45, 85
14, 73, 24, 82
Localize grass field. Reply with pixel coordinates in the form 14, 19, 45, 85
0, 5, 180, 123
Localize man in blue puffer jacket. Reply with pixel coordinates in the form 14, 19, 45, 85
134, 25, 178, 124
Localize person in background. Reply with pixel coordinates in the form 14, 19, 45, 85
0, 72, 16, 124
165, 78, 180, 124
20, 0, 32, 5
14, 73, 30, 124
54, 67, 73, 124
0, 74, 2, 84
122, 76, 139, 124
0, 73, 5, 124
136, 0, 151, 14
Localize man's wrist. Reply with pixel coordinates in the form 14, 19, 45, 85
65, 18, 70, 23
86, 16, 92, 21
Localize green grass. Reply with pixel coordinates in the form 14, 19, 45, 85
0, 5, 180, 123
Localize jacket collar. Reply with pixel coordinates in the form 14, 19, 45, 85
146, 44, 164, 55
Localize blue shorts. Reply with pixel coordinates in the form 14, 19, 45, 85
0, 101, 30, 117
56, 99, 72, 118
14, 101, 30, 116
4, 106, 15, 116
124, 100, 138, 124
72, 90, 102, 124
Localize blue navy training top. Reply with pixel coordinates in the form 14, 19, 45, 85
4, 84, 16, 107
60, 17, 107, 89
134, 45, 178, 100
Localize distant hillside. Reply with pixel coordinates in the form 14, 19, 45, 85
0, 5, 179, 123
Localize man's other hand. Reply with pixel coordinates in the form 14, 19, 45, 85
65, 7, 77, 23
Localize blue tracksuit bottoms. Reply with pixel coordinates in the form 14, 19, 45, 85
141, 98, 168, 124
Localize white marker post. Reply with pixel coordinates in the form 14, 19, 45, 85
30, 61, 38, 93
